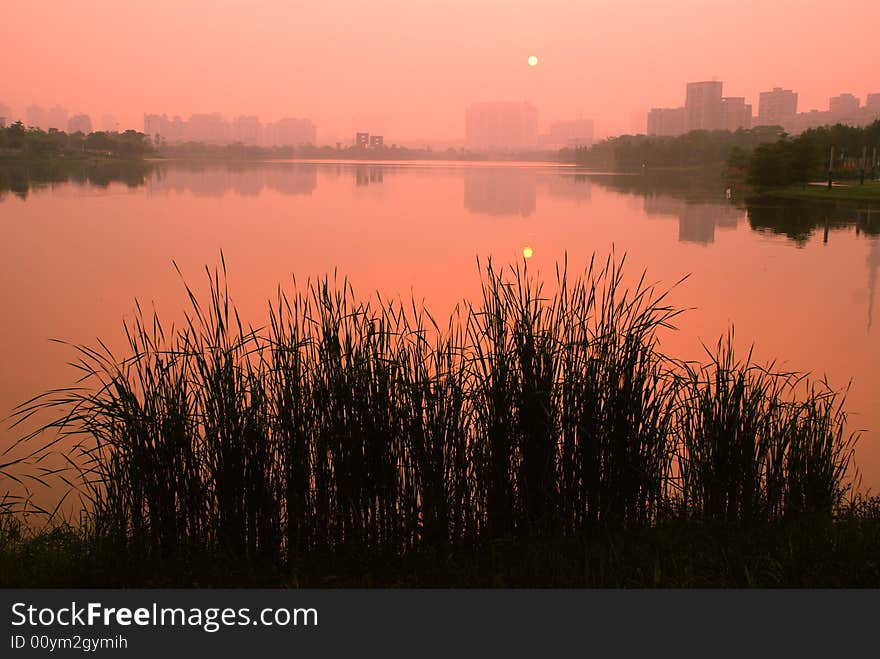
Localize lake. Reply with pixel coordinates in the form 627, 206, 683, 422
1, 160, 878, 494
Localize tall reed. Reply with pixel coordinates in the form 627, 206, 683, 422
10, 253, 860, 569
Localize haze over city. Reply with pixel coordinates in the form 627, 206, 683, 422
3, 0, 879, 145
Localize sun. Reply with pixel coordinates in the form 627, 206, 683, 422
522, 246, 534, 259
527, 55, 539, 67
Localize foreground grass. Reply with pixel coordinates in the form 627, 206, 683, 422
2, 502, 878, 587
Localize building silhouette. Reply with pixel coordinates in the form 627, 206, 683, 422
685, 81, 723, 131
757, 87, 798, 127
648, 81, 750, 136
647, 107, 686, 137
465, 101, 538, 152
829, 93, 860, 121
539, 119, 594, 149
143, 112, 315, 147
26, 104, 68, 131
233, 115, 262, 146
67, 114, 92, 134
720, 97, 752, 131
264, 118, 315, 147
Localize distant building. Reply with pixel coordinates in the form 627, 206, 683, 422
188, 113, 229, 143
233, 115, 262, 145
866, 93, 880, 112
67, 114, 92, 134
465, 101, 538, 151
685, 81, 723, 131
355, 132, 369, 148
720, 97, 752, 131
369, 135, 384, 148
647, 107, 686, 136
47, 106, 69, 131
540, 118, 594, 149
144, 112, 315, 146
789, 109, 831, 133
265, 118, 315, 146
26, 105, 69, 131
829, 93, 860, 121
757, 87, 798, 127
0, 117, 6, 128
26, 105, 46, 130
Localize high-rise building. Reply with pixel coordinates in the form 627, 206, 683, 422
465, 101, 538, 151
67, 114, 92, 134
829, 93, 860, 120
188, 113, 229, 143
685, 81, 723, 131
369, 135, 384, 148
866, 93, 880, 112
233, 115, 262, 145
720, 97, 752, 131
647, 107, 686, 136
541, 118, 594, 148
26, 105, 46, 129
757, 87, 798, 127
145, 112, 315, 146
47, 106, 69, 131
355, 132, 369, 148
265, 118, 316, 147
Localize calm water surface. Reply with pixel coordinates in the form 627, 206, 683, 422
2, 160, 878, 492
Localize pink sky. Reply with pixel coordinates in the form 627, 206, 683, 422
2, 0, 878, 142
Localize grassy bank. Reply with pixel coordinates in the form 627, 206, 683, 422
754, 180, 880, 203
2, 254, 863, 586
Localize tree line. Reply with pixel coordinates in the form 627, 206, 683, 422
569, 126, 785, 171
744, 120, 880, 188
0, 121, 155, 158
569, 120, 880, 189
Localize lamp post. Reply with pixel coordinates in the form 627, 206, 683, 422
827, 145, 834, 190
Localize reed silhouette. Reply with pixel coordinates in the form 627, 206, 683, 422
8, 253, 858, 575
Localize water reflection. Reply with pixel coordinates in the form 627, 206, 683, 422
0, 160, 154, 200
869, 239, 879, 333
746, 199, 880, 244
146, 162, 318, 198
1, 159, 879, 493
464, 168, 537, 217
355, 165, 384, 186
643, 196, 742, 244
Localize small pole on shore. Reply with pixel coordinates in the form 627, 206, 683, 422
861, 145, 867, 185
828, 145, 834, 189
873, 146, 878, 180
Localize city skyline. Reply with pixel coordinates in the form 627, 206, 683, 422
3, 2, 879, 143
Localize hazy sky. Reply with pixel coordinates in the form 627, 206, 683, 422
3, 0, 878, 142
